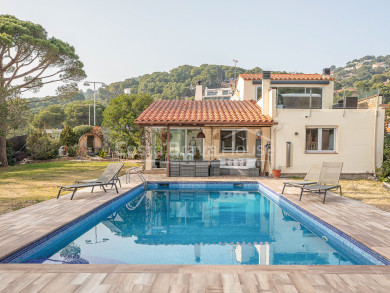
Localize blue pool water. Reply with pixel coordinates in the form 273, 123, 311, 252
9, 186, 379, 265
3, 182, 387, 265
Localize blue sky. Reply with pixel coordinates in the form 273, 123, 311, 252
1, 0, 390, 96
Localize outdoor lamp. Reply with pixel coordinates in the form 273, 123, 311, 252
197, 130, 205, 139
83, 81, 106, 126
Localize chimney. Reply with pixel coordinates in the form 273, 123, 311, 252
261, 71, 271, 115
195, 80, 203, 100
263, 71, 271, 80
322, 68, 331, 78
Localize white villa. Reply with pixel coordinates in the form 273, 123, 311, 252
136, 69, 385, 177
232, 70, 385, 175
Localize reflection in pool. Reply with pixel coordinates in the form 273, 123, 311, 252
23, 190, 355, 265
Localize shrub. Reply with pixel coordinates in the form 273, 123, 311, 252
73, 125, 93, 138
77, 147, 87, 157
91, 126, 104, 140
67, 145, 78, 157
376, 134, 390, 181
60, 126, 78, 146
26, 129, 59, 160
6, 141, 16, 166
98, 150, 106, 158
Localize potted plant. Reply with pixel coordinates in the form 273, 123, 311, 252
155, 152, 161, 168
272, 167, 282, 179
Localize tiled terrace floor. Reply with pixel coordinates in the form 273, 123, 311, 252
0, 174, 389, 292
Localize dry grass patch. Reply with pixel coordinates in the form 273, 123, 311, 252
0, 160, 141, 214
337, 179, 390, 212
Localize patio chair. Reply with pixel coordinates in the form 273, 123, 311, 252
57, 163, 124, 200
299, 162, 343, 203
77, 163, 124, 189
281, 164, 321, 194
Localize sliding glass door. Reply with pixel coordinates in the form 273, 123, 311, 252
169, 128, 204, 161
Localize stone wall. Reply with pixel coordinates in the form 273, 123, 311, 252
358, 95, 381, 109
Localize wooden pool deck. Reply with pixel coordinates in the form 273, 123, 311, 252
0, 174, 389, 292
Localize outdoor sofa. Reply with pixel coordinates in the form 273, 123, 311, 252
219, 158, 258, 176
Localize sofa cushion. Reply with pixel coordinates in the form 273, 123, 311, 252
218, 157, 257, 169
220, 165, 251, 170
246, 158, 257, 168
237, 158, 247, 166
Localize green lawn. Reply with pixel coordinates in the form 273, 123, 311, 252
0, 160, 141, 215
1, 162, 390, 215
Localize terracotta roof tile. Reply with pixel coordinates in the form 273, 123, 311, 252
135, 100, 275, 126
239, 73, 334, 81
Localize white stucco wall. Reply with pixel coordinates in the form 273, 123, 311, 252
272, 109, 385, 174
234, 78, 256, 101
235, 76, 385, 175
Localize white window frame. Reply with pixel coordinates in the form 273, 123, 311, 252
220, 129, 249, 153
305, 127, 337, 153
169, 127, 205, 159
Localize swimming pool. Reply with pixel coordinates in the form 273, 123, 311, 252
2, 182, 389, 265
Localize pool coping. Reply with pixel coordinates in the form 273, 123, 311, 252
1, 180, 389, 265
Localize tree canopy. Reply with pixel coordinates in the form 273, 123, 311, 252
0, 15, 86, 166
102, 93, 153, 147
32, 104, 65, 129
89, 64, 265, 102
64, 100, 105, 127
332, 55, 390, 103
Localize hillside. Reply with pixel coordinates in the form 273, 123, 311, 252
94, 64, 266, 102
95, 57, 390, 104
331, 55, 390, 102
27, 64, 265, 114
28, 56, 390, 114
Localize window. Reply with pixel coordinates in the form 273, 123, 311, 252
305, 128, 336, 153
220, 130, 248, 152
277, 87, 322, 109
256, 86, 262, 101
207, 91, 217, 96
222, 90, 230, 95
168, 128, 204, 161
204, 96, 231, 101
